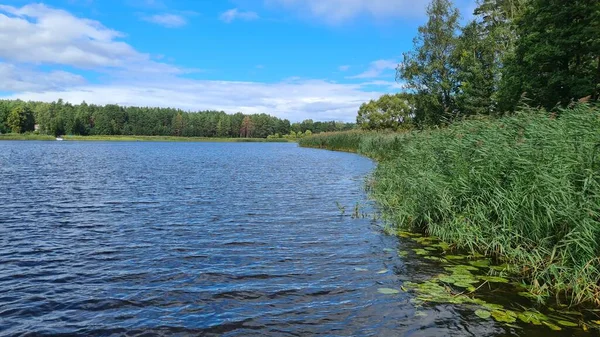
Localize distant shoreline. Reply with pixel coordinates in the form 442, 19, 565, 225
0, 134, 293, 143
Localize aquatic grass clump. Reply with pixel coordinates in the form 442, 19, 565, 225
301, 104, 600, 306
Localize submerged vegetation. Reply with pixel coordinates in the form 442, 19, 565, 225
300, 104, 600, 307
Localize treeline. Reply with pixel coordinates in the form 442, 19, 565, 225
0, 99, 355, 138
357, 0, 600, 130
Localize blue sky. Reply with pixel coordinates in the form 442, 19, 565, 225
0, 0, 475, 122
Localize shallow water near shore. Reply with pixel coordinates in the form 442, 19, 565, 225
0, 141, 591, 336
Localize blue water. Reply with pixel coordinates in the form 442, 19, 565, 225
0, 141, 577, 336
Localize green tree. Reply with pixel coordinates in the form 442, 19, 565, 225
216, 114, 232, 137
499, 0, 600, 110
6, 106, 34, 134
172, 112, 185, 136
397, 0, 461, 125
454, 21, 497, 116
356, 93, 415, 130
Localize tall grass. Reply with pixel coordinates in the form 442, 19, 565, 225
300, 104, 600, 306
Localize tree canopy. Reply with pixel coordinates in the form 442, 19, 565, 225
0, 99, 355, 137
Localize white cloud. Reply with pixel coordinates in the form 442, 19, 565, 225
0, 62, 86, 91
338, 65, 350, 72
266, 0, 430, 24
0, 3, 396, 122
2, 78, 385, 122
220, 8, 259, 23
142, 13, 186, 27
348, 59, 398, 79
0, 4, 180, 73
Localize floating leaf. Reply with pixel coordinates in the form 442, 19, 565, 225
398, 231, 412, 238
517, 311, 547, 325
543, 322, 562, 331
469, 259, 491, 268
438, 275, 456, 284
480, 276, 509, 283
354, 267, 368, 272
425, 256, 447, 262
517, 291, 539, 299
378, 288, 400, 295
445, 255, 467, 260
475, 309, 491, 319
491, 310, 517, 323
413, 249, 429, 256
433, 242, 451, 250
383, 248, 394, 253
377, 269, 389, 274
415, 311, 428, 318
425, 246, 438, 251
556, 320, 578, 327
398, 250, 409, 257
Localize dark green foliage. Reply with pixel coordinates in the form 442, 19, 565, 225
6, 105, 34, 134
499, 0, 600, 111
397, 0, 461, 125
0, 99, 353, 138
302, 105, 600, 306
356, 93, 415, 131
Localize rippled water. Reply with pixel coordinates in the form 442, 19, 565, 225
0, 141, 587, 336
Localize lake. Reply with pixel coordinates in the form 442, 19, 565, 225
0, 141, 584, 336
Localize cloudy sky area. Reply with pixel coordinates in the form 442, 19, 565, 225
0, 0, 475, 122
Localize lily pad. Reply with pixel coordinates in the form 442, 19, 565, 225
543, 321, 562, 331
475, 309, 491, 319
377, 269, 389, 274
378, 288, 400, 295
413, 249, 429, 255
425, 246, 438, 251
517, 311, 547, 325
556, 320, 578, 327
398, 231, 412, 238
469, 259, 491, 268
445, 255, 467, 260
517, 291, 539, 300
433, 242, 451, 250
480, 276, 509, 283
354, 267, 368, 272
491, 310, 517, 323
383, 248, 394, 253
398, 250, 409, 257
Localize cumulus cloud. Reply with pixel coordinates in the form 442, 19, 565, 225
0, 3, 399, 122
347, 59, 398, 79
0, 62, 86, 91
0, 4, 180, 73
142, 13, 187, 27
266, 0, 430, 24
3, 78, 386, 122
220, 8, 259, 23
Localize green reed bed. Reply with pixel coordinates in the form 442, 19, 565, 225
300, 104, 600, 306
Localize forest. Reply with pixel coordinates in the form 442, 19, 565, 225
356, 0, 599, 130
0, 99, 355, 139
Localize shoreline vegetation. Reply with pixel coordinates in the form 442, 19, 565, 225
0, 133, 292, 142
299, 104, 600, 307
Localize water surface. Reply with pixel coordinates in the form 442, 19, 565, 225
0, 141, 585, 336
